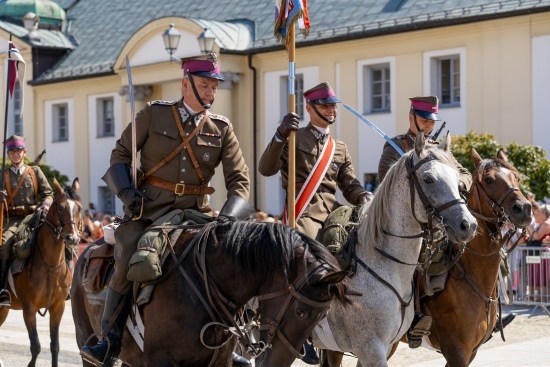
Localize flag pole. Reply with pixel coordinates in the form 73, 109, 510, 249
1, 33, 14, 234
287, 25, 296, 228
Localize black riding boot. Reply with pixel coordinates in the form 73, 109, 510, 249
232, 352, 251, 366
407, 313, 432, 348
80, 288, 128, 366
493, 313, 516, 333
301, 338, 320, 365
0, 258, 11, 307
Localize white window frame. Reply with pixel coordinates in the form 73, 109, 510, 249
279, 73, 305, 120
97, 97, 115, 137
52, 103, 69, 142
363, 63, 392, 113
424, 48, 466, 108
98, 186, 116, 215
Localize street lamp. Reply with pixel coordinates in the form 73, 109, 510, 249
197, 28, 216, 54
162, 24, 181, 62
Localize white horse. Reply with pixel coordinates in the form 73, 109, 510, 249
313, 132, 478, 366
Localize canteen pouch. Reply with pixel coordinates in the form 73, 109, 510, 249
127, 209, 184, 283
12, 213, 39, 260
323, 206, 358, 270
82, 241, 115, 293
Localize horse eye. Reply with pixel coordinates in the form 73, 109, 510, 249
423, 176, 434, 184
484, 177, 494, 184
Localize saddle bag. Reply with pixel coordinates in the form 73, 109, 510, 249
82, 240, 114, 293
12, 213, 41, 260
322, 205, 359, 269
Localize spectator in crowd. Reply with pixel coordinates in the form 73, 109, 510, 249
254, 211, 268, 222
525, 204, 550, 300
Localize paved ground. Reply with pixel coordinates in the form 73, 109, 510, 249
0, 303, 549, 366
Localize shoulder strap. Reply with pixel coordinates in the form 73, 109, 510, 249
401, 137, 410, 153
28, 167, 39, 203
7, 167, 33, 206
143, 105, 206, 180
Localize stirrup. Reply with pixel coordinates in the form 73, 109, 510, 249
0, 290, 11, 307
80, 334, 116, 367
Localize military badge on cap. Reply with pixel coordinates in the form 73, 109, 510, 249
181, 53, 224, 81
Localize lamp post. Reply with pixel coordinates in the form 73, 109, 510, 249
197, 28, 216, 54
162, 24, 181, 63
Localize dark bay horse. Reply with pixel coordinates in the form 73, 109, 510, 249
0, 178, 81, 367
383, 148, 532, 367
72, 219, 350, 367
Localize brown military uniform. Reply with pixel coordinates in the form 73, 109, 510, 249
109, 98, 250, 293
2, 165, 54, 245
259, 123, 367, 241
377, 129, 472, 188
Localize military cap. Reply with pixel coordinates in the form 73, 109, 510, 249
181, 53, 224, 81
303, 82, 340, 105
5, 135, 26, 151
409, 96, 441, 121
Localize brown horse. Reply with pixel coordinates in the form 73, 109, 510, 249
322, 148, 532, 367
71, 219, 350, 367
0, 178, 81, 367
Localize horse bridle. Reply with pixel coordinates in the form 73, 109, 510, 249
43, 196, 82, 243
254, 262, 333, 359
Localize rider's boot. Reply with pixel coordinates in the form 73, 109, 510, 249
407, 313, 432, 348
0, 258, 11, 307
80, 288, 128, 366
231, 352, 251, 367
301, 337, 320, 365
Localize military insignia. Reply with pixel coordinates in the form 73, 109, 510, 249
309, 128, 321, 140
209, 113, 230, 124
194, 113, 205, 124
332, 163, 338, 171
179, 108, 189, 121
203, 152, 211, 161
151, 100, 177, 106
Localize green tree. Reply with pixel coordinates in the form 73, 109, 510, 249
451, 131, 550, 201
1, 156, 69, 188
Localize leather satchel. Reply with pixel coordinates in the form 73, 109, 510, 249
82, 240, 115, 293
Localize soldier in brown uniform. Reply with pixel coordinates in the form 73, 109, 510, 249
81, 53, 251, 367
0, 135, 53, 306
259, 82, 372, 364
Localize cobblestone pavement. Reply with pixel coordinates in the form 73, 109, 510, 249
0, 303, 549, 366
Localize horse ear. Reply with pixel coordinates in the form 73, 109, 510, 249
471, 147, 482, 169
318, 270, 347, 286
437, 131, 451, 152
415, 130, 426, 156
72, 177, 80, 193
497, 148, 509, 162
53, 177, 63, 194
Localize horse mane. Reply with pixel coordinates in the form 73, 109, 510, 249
215, 220, 341, 287
358, 144, 460, 248
474, 157, 522, 184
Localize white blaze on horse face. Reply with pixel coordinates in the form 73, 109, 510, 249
66, 199, 80, 241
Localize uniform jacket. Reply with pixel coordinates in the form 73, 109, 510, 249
3, 165, 53, 215
377, 129, 472, 188
259, 123, 366, 222
110, 98, 250, 222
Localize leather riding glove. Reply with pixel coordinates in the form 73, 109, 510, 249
275, 113, 300, 141
118, 188, 145, 217
37, 202, 50, 215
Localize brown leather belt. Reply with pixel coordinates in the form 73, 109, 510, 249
144, 176, 215, 196
6, 205, 36, 217
286, 183, 335, 194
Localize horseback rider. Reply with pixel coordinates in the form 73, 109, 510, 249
259, 82, 372, 364
377, 96, 514, 348
80, 53, 252, 367
0, 135, 53, 307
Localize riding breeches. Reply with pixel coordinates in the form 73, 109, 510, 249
296, 216, 324, 243
110, 219, 151, 295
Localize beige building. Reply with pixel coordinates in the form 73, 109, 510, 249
1, 0, 549, 216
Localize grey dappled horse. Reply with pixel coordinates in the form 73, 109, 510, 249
314, 133, 478, 367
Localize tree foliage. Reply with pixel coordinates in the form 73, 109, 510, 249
2, 156, 69, 188
451, 131, 550, 201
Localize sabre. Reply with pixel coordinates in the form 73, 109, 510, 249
343, 104, 405, 156
125, 55, 137, 189
430, 120, 447, 142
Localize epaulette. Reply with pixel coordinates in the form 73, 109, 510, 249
394, 134, 407, 140
209, 113, 230, 124
151, 100, 177, 106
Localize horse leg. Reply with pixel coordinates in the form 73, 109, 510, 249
387, 341, 399, 360
48, 302, 66, 367
322, 350, 344, 367
0, 306, 8, 325
22, 308, 40, 367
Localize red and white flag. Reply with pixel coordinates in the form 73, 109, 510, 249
274, 0, 311, 46
8, 41, 26, 118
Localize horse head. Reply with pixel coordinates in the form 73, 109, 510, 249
48, 177, 82, 246
407, 131, 477, 243
470, 147, 532, 229
250, 231, 349, 367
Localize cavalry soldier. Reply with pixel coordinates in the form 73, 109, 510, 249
259, 82, 372, 364
0, 135, 53, 306
377, 96, 513, 348
80, 53, 252, 367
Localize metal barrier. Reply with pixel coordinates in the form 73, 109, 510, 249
505, 245, 550, 317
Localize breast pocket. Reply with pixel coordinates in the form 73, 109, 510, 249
297, 140, 318, 172
196, 135, 222, 163
327, 151, 345, 178
152, 121, 180, 153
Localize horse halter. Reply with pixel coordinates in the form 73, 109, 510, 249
44, 197, 81, 245
254, 263, 333, 359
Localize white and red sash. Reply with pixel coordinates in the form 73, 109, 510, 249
283, 135, 335, 224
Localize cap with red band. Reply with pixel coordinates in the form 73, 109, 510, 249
409, 96, 441, 121
181, 53, 224, 81
303, 82, 340, 105
5, 134, 25, 151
